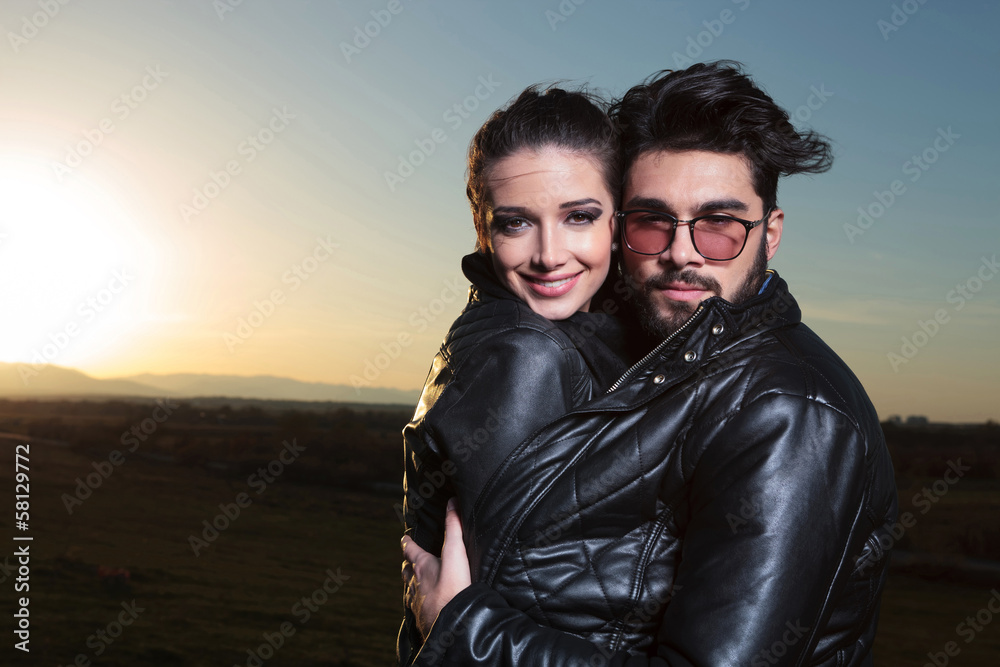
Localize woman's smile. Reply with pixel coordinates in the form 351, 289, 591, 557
488, 148, 615, 321
521, 271, 583, 296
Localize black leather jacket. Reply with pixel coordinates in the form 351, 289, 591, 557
412, 271, 898, 666
400, 252, 628, 663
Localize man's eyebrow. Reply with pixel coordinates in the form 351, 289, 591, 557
698, 198, 749, 214
622, 196, 750, 214
623, 196, 668, 210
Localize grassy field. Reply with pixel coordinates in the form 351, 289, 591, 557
0, 404, 997, 665
0, 437, 405, 666
877, 574, 1000, 665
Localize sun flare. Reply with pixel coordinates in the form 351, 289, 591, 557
0, 155, 142, 369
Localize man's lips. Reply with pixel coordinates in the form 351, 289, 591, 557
658, 282, 711, 302
522, 272, 583, 297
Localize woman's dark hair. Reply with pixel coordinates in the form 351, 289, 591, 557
610, 61, 833, 212
467, 85, 619, 252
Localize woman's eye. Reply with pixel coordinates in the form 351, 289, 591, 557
567, 211, 597, 225
496, 218, 529, 233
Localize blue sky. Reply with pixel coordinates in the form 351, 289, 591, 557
0, 0, 996, 420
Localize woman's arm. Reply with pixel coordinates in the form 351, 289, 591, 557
402, 499, 472, 637
404, 326, 590, 559
407, 397, 879, 666
399, 324, 594, 665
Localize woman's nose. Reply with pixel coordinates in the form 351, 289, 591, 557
533, 224, 569, 270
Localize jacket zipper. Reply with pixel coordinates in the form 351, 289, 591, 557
605, 305, 706, 393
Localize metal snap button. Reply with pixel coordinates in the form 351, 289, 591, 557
684, 351, 697, 362
712, 324, 724, 335
652, 374, 665, 384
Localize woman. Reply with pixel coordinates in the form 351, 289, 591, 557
398, 85, 630, 664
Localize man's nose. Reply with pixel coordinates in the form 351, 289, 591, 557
660, 222, 705, 269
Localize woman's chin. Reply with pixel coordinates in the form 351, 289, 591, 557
505, 281, 590, 320
528, 299, 582, 322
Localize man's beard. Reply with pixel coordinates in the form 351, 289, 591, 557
634, 232, 769, 340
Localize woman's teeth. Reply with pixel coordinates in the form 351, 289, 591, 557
534, 276, 574, 288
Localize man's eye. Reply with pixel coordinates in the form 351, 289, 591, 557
637, 212, 673, 225
700, 215, 738, 228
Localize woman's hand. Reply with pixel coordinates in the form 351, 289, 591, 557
401, 498, 472, 638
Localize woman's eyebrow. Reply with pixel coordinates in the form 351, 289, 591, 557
559, 198, 602, 209
491, 206, 531, 216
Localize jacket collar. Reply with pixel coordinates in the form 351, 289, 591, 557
700, 269, 801, 346
461, 251, 632, 385
461, 251, 521, 303
595, 270, 802, 406
690, 270, 800, 360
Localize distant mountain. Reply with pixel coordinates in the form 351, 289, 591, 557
0, 364, 420, 405
116, 372, 420, 405
0, 363, 163, 397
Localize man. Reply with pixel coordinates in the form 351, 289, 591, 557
403, 61, 898, 666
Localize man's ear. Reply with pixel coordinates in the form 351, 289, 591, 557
765, 208, 784, 261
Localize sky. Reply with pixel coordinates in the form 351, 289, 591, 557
0, 0, 997, 422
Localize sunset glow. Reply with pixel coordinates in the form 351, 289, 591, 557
0, 155, 150, 369
0, 1, 996, 421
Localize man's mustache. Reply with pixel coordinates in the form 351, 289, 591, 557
642, 270, 721, 295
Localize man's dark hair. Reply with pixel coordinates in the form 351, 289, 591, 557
610, 61, 833, 211
467, 85, 620, 252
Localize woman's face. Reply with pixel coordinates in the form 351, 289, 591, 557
487, 148, 615, 321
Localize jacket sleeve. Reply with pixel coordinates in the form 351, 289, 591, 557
411, 394, 875, 666
400, 326, 592, 665
403, 326, 591, 556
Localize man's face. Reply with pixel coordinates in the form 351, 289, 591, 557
622, 150, 784, 339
